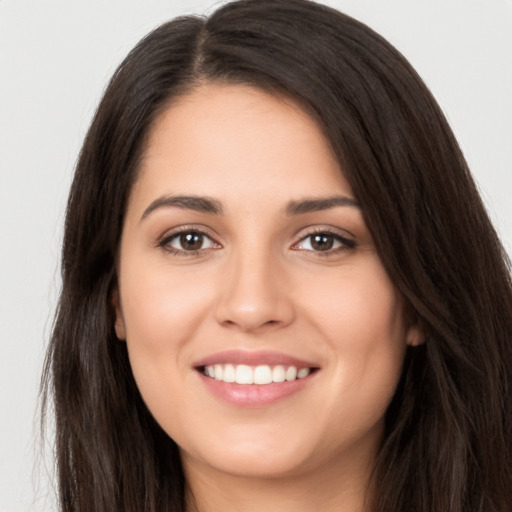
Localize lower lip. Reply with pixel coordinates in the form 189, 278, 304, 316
198, 372, 314, 407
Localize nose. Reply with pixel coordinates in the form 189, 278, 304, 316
214, 249, 295, 333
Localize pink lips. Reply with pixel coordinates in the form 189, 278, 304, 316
193, 350, 319, 408
193, 349, 316, 368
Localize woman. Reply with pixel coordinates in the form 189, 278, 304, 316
42, 0, 512, 511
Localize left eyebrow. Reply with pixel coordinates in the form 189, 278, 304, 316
140, 194, 223, 221
285, 196, 360, 215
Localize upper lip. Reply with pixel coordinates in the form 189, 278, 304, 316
193, 349, 319, 369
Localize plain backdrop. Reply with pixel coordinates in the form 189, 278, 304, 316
1, 1, 511, 510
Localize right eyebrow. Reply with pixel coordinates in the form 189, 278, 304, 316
140, 195, 223, 221
285, 195, 360, 215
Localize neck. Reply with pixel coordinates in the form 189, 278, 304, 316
183, 451, 375, 512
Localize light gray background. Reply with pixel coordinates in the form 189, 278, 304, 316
1, 1, 511, 510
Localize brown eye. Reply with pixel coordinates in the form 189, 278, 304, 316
310, 234, 334, 251
293, 230, 355, 254
160, 230, 218, 254
179, 232, 204, 251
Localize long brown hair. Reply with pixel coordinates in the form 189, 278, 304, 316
42, 1, 512, 510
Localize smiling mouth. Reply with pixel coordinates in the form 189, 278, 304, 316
199, 364, 317, 385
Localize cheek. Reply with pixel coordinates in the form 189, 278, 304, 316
302, 257, 406, 346
121, 261, 212, 350
118, 260, 215, 421
299, 259, 407, 420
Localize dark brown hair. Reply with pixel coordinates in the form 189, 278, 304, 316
42, 1, 512, 511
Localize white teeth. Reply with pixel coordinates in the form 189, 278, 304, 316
297, 368, 310, 379
285, 366, 297, 381
254, 365, 273, 385
223, 364, 236, 383
272, 365, 286, 383
235, 364, 253, 384
203, 364, 313, 385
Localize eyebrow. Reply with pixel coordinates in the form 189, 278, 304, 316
140, 195, 223, 220
140, 193, 359, 221
285, 195, 360, 215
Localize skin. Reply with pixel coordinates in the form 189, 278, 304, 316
114, 83, 422, 512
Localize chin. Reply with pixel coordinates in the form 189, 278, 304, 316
184, 446, 314, 480
177, 423, 321, 479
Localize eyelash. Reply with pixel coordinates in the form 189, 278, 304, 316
157, 226, 356, 256
158, 226, 219, 256
291, 228, 356, 256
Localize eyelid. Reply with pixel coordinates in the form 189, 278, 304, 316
155, 224, 355, 256
157, 225, 222, 254
291, 226, 356, 252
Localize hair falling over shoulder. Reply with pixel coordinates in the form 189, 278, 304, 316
41, 1, 512, 511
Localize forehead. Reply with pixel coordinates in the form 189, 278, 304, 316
129, 83, 353, 215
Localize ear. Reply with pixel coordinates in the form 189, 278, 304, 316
111, 288, 126, 340
406, 323, 425, 347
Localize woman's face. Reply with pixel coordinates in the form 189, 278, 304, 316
114, 83, 420, 481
